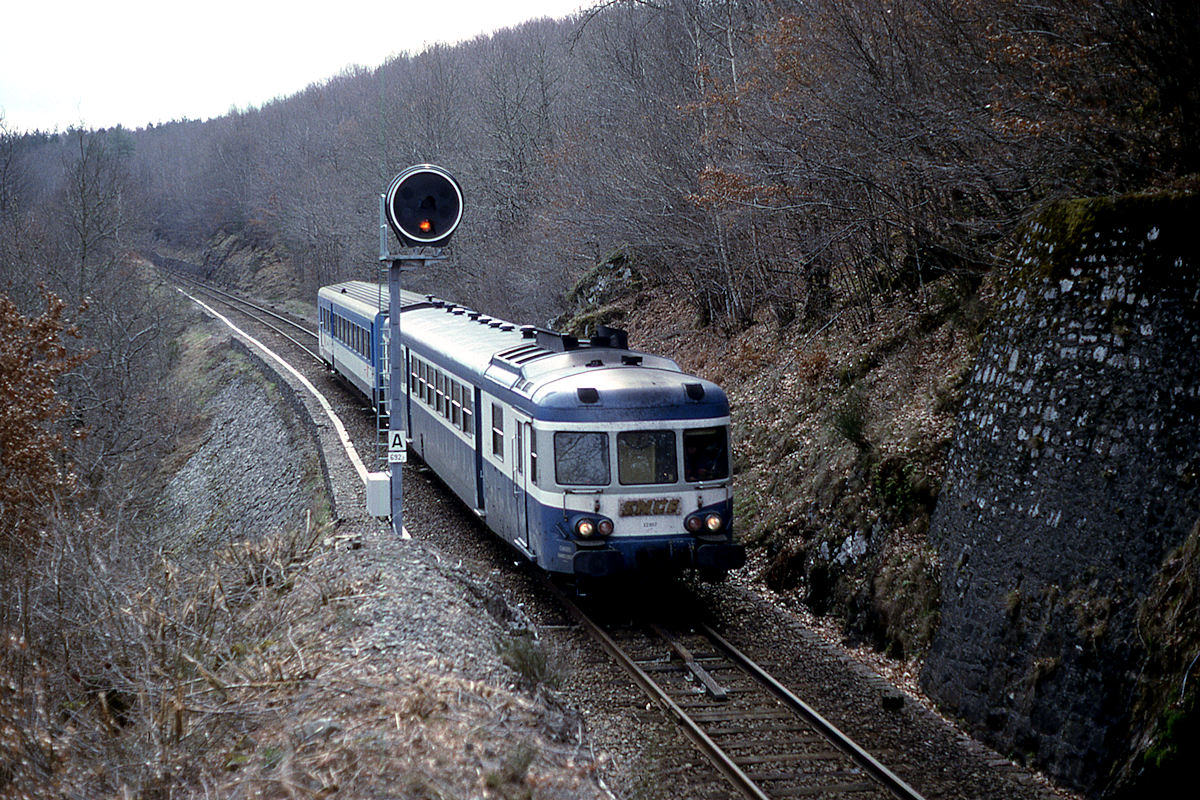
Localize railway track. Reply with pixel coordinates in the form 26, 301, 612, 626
547, 581, 926, 800
161, 265, 929, 799
161, 267, 323, 363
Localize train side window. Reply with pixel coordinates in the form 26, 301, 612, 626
462, 390, 473, 434
516, 423, 523, 475
424, 364, 434, 405
683, 427, 730, 482
410, 357, 419, 394
554, 431, 610, 486
492, 404, 504, 460
529, 428, 538, 483
451, 382, 462, 428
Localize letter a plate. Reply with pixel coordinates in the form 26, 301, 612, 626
389, 430, 408, 464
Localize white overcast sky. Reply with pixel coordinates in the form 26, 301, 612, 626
1, 1, 589, 134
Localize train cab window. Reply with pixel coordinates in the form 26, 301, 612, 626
554, 431, 610, 486
492, 404, 504, 459
618, 430, 677, 485
683, 427, 730, 482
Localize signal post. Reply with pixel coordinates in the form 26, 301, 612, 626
377, 164, 463, 538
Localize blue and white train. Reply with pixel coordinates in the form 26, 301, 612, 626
318, 280, 744, 581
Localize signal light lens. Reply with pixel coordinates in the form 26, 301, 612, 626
685, 515, 704, 533
384, 164, 463, 248
597, 519, 614, 537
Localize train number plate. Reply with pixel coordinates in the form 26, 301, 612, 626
619, 498, 681, 517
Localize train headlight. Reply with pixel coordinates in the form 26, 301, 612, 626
705, 513, 724, 533
597, 519, 614, 537
575, 518, 597, 539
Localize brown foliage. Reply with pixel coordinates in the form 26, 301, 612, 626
0, 289, 87, 563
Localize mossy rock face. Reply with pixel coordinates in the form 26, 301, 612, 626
556, 248, 646, 334
1113, 521, 1200, 795
1007, 190, 1200, 293
924, 188, 1200, 794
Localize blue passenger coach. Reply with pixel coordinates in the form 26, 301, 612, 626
319, 280, 744, 581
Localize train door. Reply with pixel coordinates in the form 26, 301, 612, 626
513, 412, 533, 555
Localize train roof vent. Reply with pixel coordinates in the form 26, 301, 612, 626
621, 355, 643, 366
520, 325, 537, 339
684, 382, 706, 401
577, 387, 599, 404
496, 343, 551, 365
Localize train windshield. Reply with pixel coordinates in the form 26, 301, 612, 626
683, 426, 730, 482
554, 431, 610, 486
617, 430, 677, 485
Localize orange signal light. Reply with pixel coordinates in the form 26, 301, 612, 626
418, 219, 433, 233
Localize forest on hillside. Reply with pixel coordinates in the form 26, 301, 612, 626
4, 0, 1197, 328
1, 1, 1197, 796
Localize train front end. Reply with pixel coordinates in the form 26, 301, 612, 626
528, 364, 744, 582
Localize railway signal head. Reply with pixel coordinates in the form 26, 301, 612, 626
384, 164, 464, 248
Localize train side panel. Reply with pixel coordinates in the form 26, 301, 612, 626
403, 345, 483, 514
